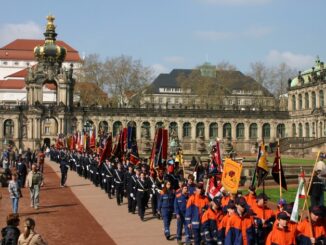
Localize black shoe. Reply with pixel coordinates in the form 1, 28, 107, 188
141, 217, 144, 221
165, 235, 170, 240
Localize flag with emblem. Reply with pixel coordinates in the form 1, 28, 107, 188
256, 143, 269, 187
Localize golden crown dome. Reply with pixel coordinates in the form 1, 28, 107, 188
34, 15, 66, 64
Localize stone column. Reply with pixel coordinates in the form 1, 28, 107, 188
178, 121, 183, 140
218, 121, 223, 139
136, 120, 141, 141
270, 122, 276, 140
204, 121, 210, 140
150, 120, 156, 140
231, 122, 237, 141
191, 121, 196, 141
257, 123, 262, 141
244, 122, 249, 141
0, 118, 3, 138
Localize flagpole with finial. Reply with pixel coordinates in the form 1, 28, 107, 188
300, 151, 320, 221
278, 139, 282, 199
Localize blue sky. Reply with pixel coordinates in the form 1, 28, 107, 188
0, 0, 325, 75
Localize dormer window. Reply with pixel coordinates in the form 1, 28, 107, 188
3, 61, 8, 65
14, 61, 19, 65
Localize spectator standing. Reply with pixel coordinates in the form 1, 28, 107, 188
18, 218, 47, 245
37, 150, 45, 173
8, 173, 21, 214
25, 164, 43, 210
16, 158, 27, 188
59, 153, 69, 187
1, 213, 20, 245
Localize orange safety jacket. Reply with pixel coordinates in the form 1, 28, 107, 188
296, 219, 326, 245
244, 193, 257, 210
266, 223, 296, 245
225, 210, 255, 245
185, 193, 210, 229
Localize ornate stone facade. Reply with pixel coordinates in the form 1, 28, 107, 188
0, 16, 324, 155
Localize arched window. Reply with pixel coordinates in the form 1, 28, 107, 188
292, 95, 296, 111
277, 124, 286, 138
141, 122, 151, 138
99, 121, 108, 134
83, 120, 94, 133
305, 122, 310, 137
4, 119, 14, 137
236, 123, 244, 139
320, 122, 323, 137
223, 123, 231, 138
183, 122, 191, 138
299, 123, 303, 137
292, 123, 296, 137
209, 123, 218, 139
155, 121, 164, 129
319, 90, 324, 107
169, 122, 178, 138
312, 92, 316, 109
113, 121, 122, 137
196, 122, 205, 138
262, 123, 270, 139
249, 123, 257, 139
299, 94, 303, 110
71, 117, 77, 133
305, 93, 309, 109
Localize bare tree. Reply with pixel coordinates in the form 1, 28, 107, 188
216, 61, 237, 71
103, 55, 153, 107
77, 54, 106, 88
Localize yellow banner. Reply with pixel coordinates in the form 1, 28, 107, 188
258, 143, 268, 172
222, 158, 243, 194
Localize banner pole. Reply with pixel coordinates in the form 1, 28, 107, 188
278, 140, 282, 199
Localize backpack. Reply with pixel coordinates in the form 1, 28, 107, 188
1, 226, 19, 245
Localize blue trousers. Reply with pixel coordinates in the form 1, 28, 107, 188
193, 228, 202, 245
176, 214, 190, 241
11, 197, 19, 213
162, 209, 173, 237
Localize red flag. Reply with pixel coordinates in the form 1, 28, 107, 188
207, 176, 223, 199
272, 144, 287, 190
90, 129, 96, 148
99, 135, 112, 165
150, 129, 158, 170
161, 129, 168, 161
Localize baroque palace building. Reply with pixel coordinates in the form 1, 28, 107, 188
0, 16, 325, 155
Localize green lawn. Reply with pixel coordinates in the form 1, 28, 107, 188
244, 157, 314, 165
245, 187, 326, 209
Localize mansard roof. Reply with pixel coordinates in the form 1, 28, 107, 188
0, 39, 81, 62
146, 68, 273, 97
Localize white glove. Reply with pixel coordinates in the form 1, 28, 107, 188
130, 193, 134, 198
150, 194, 153, 198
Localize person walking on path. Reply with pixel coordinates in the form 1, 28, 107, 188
8, 173, 21, 214
1, 213, 20, 245
59, 153, 69, 187
37, 150, 45, 174
25, 164, 43, 210
16, 157, 27, 188
18, 218, 47, 245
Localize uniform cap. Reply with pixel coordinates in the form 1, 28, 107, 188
277, 211, 290, 220
278, 198, 287, 206
226, 200, 236, 210
235, 196, 248, 207
256, 193, 269, 201
310, 206, 323, 216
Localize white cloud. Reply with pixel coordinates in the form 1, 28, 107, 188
0, 22, 43, 46
151, 64, 169, 77
266, 50, 314, 69
196, 0, 271, 6
194, 31, 234, 41
163, 56, 186, 65
195, 26, 272, 41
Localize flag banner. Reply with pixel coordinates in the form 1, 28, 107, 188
272, 145, 287, 190
127, 126, 136, 149
257, 143, 269, 187
290, 171, 305, 222
154, 128, 163, 168
213, 140, 223, 172
221, 158, 243, 194
122, 128, 128, 153
99, 134, 112, 164
207, 176, 223, 199
90, 128, 96, 149
129, 139, 140, 165
175, 150, 183, 166
149, 129, 159, 170
250, 146, 261, 188
162, 129, 168, 161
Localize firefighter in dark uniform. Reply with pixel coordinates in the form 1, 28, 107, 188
136, 171, 150, 221
155, 169, 165, 219
124, 165, 134, 213
148, 169, 158, 217
114, 162, 125, 205
130, 167, 140, 213
103, 159, 114, 198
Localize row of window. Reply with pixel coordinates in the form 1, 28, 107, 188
292, 122, 324, 137
78, 120, 285, 140
1, 61, 30, 66
291, 90, 324, 111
